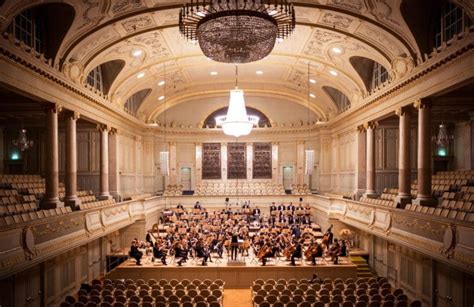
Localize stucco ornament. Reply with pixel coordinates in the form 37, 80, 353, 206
22, 227, 36, 260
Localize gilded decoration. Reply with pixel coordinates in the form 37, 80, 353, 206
22, 227, 35, 260
392, 214, 445, 242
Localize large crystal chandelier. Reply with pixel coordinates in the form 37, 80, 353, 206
215, 66, 259, 137
13, 128, 33, 151
179, 0, 296, 64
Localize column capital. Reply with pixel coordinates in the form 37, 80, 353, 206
42, 103, 62, 114
109, 127, 118, 135
194, 142, 202, 147
64, 111, 80, 120
96, 124, 109, 132
356, 125, 366, 133
272, 142, 279, 146
364, 121, 377, 130
395, 106, 412, 117
246, 142, 253, 146
413, 98, 431, 110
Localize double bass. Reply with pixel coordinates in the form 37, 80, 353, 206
257, 245, 272, 260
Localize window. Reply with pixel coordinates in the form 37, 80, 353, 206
323, 86, 351, 114
371, 62, 388, 90
9, 9, 45, 54
86, 66, 104, 93
124, 89, 151, 117
435, 2, 470, 48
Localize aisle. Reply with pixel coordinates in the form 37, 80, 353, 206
223, 288, 252, 307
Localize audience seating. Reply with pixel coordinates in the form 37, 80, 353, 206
60, 278, 225, 307
194, 182, 285, 196
164, 185, 184, 196
291, 184, 311, 195
251, 277, 421, 307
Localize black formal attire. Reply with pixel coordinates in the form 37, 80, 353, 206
129, 245, 143, 265
195, 243, 209, 265
290, 243, 302, 265
230, 234, 239, 260
152, 244, 167, 265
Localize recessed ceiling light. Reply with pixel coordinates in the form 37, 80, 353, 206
137, 72, 145, 79
158, 80, 165, 86
191, 39, 198, 45
310, 93, 316, 98
309, 79, 316, 84
329, 70, 338, 76
256, 70, 264, 75
277, 38, 284, 43
210, 71, 218, 76
196, 11, 206, 17
158, 96, 165, 101
131, 49, 143, 57
269, 9, 278, 16
332, 47, 343, 54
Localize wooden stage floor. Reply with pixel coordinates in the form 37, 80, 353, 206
107, 254, 358, 288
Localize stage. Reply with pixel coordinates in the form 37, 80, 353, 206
107, 255, 358, 288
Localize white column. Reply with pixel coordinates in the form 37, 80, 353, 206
355, 125, 366, 198
364, 121, 377, 197
108, 128, 120, 200
169, 142, 177, 185
97, 124, 111, 200
64, 111, 80, 207
247, 142, 253, 180
413, 99, 436, 206
221, 143, 227, 180
272, 142, 279, 184
195, 143, 202, 185
396, 107, 412, 206
296, 141, 305, 184
41, 103, 63, 209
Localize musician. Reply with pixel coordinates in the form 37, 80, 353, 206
340, 240, 348, 257
129, 239, 143, 266
260, 241, 278, 266
291, 225, 301, 239
287, 202, 296, 212
194, 239, 210, 266
307, 241, 323, 265
270, 202, 277, 212
326, 224, 334, 245
277, 203, 285, 211
328, 238, 341, 264
174, 242, 188, 266
152, 241, 167, 265
145, 231, 154, 245
230, 232, 239, 261
176, 203, 184, 210
290, 240, 303, 266
252, 207, 261, 217
194, 201, 202, 209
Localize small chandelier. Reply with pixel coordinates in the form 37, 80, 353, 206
13, 128, 33, 151
216, 65, 259, 137
179, 0, 296, 64
436, 123, 449, 148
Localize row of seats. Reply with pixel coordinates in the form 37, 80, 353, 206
252, 277, 421, 307
442, 190, 474, 201
0, 174, 43, 184
60, 278, 225, 307
359, 197, 397, 209
79, 199, 116, 210
440, 199, 473, 212
291, 184, 311, 195
194, 182, 286, 196
164, 185, 184, 196
405, 203, 474, 222
0, 206, 73, 226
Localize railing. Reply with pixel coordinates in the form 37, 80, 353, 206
306, 194, 474, 274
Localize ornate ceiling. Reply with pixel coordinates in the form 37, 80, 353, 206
2, 0, 464, 125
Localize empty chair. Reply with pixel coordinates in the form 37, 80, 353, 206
369, 301, 382, 307
410, 300, 422, 307
356, 302, 369, 307
382, 301, 395, 307
396, 301, 408, 307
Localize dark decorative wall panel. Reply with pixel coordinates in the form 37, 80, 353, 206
227, 143, 247, 179
253, 142, 272, 179
202, 143, 221, 179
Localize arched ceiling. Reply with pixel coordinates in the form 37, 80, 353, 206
1, 0, 435, 123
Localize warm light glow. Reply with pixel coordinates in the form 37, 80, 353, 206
137, 72, 145, 79
332, 47, 343, 54
277, 38, 284, 43
305, 149, 315, 175
310, 93, 316, 98
158, 80, 165, 86
256, 70, 264, 75
196, 11, 206, 17
329, 70, 338, 76
131, 49, 143, 57
215, 88, 259, 137
310, 79, 316, 84
158, 96, 165, 101
210, 71, 218, 76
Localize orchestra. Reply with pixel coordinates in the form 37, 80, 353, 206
129, 201, 348, 267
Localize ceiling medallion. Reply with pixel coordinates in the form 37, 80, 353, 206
179, 0, 296, 64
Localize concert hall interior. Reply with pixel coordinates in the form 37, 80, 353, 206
0, 0, 473, 306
